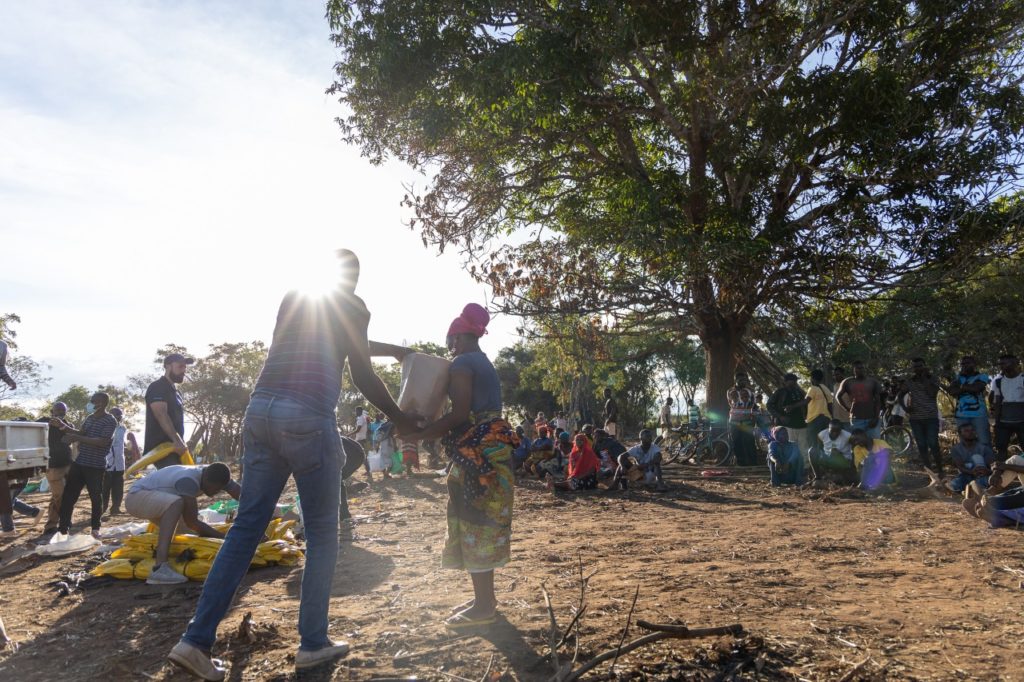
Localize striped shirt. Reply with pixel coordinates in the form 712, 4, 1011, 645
77, 413, 118, 469
253, 290, 370, 415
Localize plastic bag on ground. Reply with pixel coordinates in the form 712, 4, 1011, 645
36, 533, 100, 556
97, 521, 149, 540
198, 509, 227, 524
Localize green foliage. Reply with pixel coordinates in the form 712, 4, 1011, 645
759, 255, 1024, 382
493, 343, 560, 419
328, 0, 1024, 411
52, 384, 93, 426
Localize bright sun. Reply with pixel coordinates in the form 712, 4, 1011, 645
290, 249, 343, 298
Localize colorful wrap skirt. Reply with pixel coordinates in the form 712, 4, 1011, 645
442, 416, 517, 572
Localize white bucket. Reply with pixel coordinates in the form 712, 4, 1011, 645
397, 353, 451, 427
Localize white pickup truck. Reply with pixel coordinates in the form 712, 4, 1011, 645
0, 420, 49, 475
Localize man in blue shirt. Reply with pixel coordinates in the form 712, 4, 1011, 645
945, 355, 991, 446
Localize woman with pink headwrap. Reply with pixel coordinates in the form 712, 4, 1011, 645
410, 303, 518, 629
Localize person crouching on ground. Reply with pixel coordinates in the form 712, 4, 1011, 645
613, 429, 668, 491
767, 426, 805, 486
547, 433, 599, 492
849, 428, 896, 490
125, 463, 240, 585
809, 419, 857, 485
948, 423, 996, 494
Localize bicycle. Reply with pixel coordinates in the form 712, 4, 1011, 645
660, 422, 731, 466
878, 409, 913, 458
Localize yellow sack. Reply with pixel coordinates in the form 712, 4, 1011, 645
126, 442, 194, 475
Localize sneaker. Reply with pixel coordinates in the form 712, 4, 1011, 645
147, 563, 188, 585
168, 641, 226, 681
295, 641, 350, 670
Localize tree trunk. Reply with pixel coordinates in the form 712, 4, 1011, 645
699, 325, 744, 423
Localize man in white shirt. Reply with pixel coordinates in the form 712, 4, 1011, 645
659, 398, 674, 439
991, 354, 1024, 458
125, 464, 240, 586
613, 429, 668, 491
101, 407, 129, 516
810, 419, 857, 484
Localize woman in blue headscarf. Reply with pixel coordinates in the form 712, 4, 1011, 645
767, 426, 805, 486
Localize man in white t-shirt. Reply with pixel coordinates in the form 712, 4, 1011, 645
809, 419, 857, 484
613, 429, 668, 491
125, 464, 240, 585
991, 354, 1024, 458
659, 398, 674, 439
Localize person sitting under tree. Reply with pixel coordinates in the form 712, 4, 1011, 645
547, 433, 600, 492
523, 427, 555, 478
849, 428, 896, 491
809, 419, 857, 485
613, 429, 668, 491
592, 428, 626, 479
947, 423, 996, 494
767, 427, 805, 486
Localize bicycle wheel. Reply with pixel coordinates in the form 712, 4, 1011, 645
881, 425, 913, 456
692, 436, 731, 466
661, 433, 687, 465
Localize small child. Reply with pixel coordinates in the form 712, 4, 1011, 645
400, 438, 420, 474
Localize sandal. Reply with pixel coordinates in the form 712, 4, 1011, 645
449, 598, 475, 614
445, 612, 497, 630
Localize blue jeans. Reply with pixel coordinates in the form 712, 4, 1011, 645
850, 418, 880, 440
9, 481, 40, 517
182, 393, 342, 652
948, 472, 989, 493
956, 415, 991, 446
910, 418, 942, 471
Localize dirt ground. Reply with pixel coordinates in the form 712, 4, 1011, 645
1, 462, 1022, 682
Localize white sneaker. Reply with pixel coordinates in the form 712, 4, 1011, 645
168, 641, 226, 681
295, 641, 350, 670
147, 562, 188, 585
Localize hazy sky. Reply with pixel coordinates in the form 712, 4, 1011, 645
0, 1, 519, 402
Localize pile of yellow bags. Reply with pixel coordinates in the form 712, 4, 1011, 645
91, 518, 303, 582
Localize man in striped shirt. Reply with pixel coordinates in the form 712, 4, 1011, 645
170, 249, 419, 681
53, 391, 118, 538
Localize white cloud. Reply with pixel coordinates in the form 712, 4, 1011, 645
0, 0, 519, 400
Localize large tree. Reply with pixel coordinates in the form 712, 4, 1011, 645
328, 0, 1024, 413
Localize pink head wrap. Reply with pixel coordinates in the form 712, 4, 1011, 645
447, 303, 490, 338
